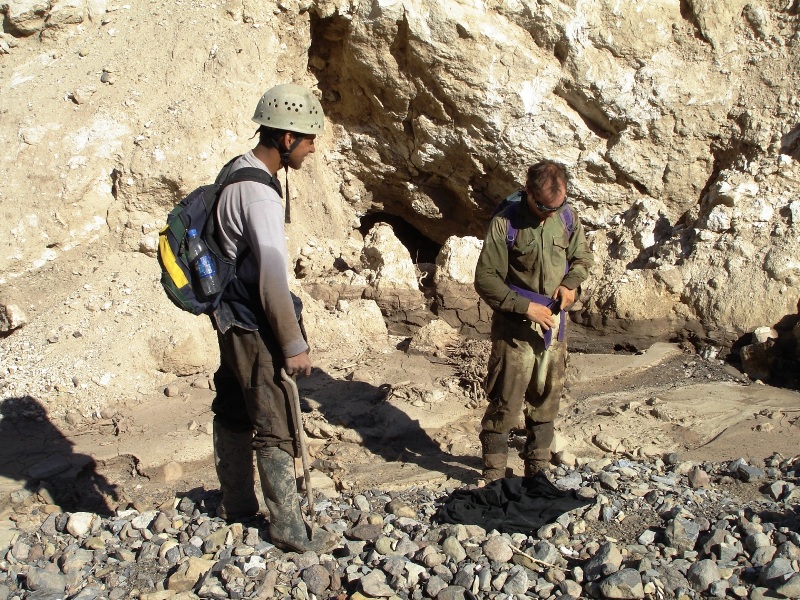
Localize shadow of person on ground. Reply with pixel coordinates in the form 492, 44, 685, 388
0, 396, 119, 515
297, 368, 482, 486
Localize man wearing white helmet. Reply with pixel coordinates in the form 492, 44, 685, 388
209, 84, 338, 553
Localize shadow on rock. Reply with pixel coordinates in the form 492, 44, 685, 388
731, 306, 800, 390
299, 368, 481, 486
0, 396, 119, 515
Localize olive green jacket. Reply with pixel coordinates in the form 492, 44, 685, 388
474, 201, 593, 316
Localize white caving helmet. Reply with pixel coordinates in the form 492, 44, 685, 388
252, 83, 324, 135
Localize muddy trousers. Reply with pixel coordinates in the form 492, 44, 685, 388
480, 312, 567, 479
211, 326, 338, 552
213, 420, 259, 520
211, 326, 298, 521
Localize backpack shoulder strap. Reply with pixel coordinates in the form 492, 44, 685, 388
560, 205, 575, 240
213, 155, 241, 185
504, 202, 521, 250
204, 165, 284, 230
199, 155, 246, 218
219, 167, 282, 197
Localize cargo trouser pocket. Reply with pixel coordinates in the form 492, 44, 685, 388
246, 383, 295, 456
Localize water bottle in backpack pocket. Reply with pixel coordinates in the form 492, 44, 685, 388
186, 228, 222, 297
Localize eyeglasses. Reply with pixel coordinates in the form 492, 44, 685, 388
534, 196, 568, 213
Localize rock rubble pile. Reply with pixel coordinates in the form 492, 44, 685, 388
3, 452, 800, 600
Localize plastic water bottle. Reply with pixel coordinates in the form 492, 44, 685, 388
186, 228, 222, 297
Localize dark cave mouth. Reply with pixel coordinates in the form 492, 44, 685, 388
358, 212, 442, 265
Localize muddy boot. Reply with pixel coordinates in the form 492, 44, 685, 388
522, 421, 554, 479
256, 447, 339, 553
524, 459, 550, 478
480, 431, 509, 482
213, 419, 259, 521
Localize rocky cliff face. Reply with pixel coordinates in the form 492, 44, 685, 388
309, 0, 800, 343
1, 0, 799, 409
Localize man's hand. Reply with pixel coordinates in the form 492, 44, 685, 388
553, 285, 576, 311
525, 301, 555, 331
285, 351, 312, 377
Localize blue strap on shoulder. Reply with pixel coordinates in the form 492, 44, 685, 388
560, 206, 575, 239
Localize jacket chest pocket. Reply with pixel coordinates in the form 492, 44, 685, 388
550, 234, 569, 269
512, 241, 540, 271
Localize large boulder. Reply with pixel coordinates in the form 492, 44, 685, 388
433, 236, 488, 336
361, 222, 425, 313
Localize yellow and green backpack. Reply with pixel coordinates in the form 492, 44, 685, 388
157, 158, 277, 314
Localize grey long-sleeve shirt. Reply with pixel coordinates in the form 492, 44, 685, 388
214, 151, 308, 358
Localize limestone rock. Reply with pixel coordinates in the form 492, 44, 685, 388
150, 319, 219, 376
361, 223, 419, 290
46, 0, 86, 30
740, 341, 776, 381
685, 0, 748, 52
0, 303, 27, 333
434, 236, 482, 285
432, 235, 488, 334
3, 0, 49, 36
166, 557, 216, 592
407, 319, 458, 354
302, 296, 389, 355
752, 327, 779, 344
65, 512, 95, 538
599, 568, 645, 599
361, 223, 424, 312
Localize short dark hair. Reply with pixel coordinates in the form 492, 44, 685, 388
257, 125, 286, 148
526, 160, 568, 196
257, 125, 310, 151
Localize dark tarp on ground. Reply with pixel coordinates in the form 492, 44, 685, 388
434, 473, 590, 534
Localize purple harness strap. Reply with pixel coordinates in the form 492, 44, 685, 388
508, 285, 566, 349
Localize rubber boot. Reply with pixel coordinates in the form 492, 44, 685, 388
480, 431, 508, 482
213, 419, 259, 521
256, 446, 339, 553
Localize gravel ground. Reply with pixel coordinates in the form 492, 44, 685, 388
3, 450, 800, 600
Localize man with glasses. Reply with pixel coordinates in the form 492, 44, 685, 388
474, 160, 594, 481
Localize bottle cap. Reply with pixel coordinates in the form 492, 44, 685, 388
187, 228, 198, 238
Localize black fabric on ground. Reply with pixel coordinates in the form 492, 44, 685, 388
434, 473, 590, 534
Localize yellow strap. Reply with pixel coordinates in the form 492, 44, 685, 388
159, 232, 189, 288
